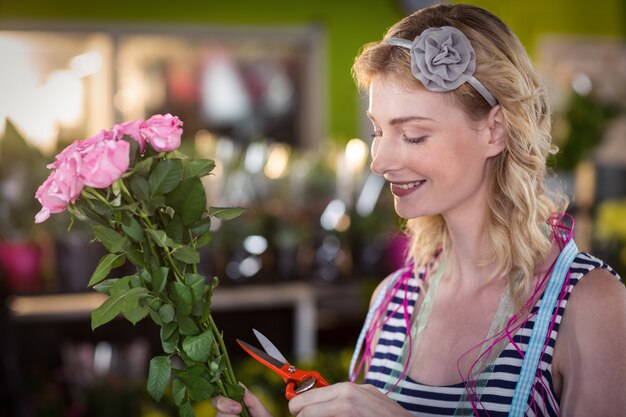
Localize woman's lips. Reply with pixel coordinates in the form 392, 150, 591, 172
390, 180, 425, 197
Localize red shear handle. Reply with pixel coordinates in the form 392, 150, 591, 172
285, 371, 330, 400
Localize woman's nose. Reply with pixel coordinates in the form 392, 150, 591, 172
370, 136, 397, 176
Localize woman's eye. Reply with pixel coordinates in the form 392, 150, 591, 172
402, 134, 427, 144
371, 131, 382, 139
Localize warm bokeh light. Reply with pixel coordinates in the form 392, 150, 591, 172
264, 143, 290, 179
194, 129, 216, 158
47, 70, 84, 128
70, 51, 103, 78
345, 138, 368, 174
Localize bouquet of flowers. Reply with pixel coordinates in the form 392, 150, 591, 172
34, 114, 249, 417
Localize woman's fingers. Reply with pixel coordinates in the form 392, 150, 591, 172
212, 396, 242, 416
288, 383, 408, 417
212, 389, 274, 417
288, 383, 344, 416
242, 388, 274, 417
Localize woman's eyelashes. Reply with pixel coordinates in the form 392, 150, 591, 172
401, 134, 427, 144
370, 132, 427, 144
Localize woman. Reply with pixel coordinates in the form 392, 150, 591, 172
214, 4, 626, 416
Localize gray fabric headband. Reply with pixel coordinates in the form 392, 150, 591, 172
385, 26, 498, 107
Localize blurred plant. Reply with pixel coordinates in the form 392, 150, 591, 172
550, 92, 618, 171
595, 198, 626, 275
0, 119, 50, 241
34, 114, 248, 417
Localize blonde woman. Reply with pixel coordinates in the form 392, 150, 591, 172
214, 4, 626, 416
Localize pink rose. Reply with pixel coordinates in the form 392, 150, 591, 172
80, 138, 130, 188
47, 129, 115, 170
35, 153, 84, 223
54, 148, 84, 201
113, 119, 146, 152
141, 113, 183, 152
35, 174, 66, 223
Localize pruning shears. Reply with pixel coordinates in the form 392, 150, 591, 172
237, 329, 330, 400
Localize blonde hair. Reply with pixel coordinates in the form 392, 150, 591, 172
352, 4, 568, 308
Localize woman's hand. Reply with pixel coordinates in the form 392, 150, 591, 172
288, 382, 411, 417
211, 388, 274, 417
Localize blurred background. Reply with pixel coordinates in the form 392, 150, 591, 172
0, 0, 625, 416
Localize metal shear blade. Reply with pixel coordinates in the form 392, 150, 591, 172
253, 328, 289, 364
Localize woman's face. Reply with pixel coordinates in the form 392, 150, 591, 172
368, 76, 501, 221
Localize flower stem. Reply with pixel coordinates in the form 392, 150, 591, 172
209, 314, 250, 417
83, 187, 111, 206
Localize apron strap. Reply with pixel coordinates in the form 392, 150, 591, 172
509, 239, 578, 416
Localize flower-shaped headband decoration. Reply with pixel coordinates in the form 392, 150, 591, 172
385, 26, 497, 107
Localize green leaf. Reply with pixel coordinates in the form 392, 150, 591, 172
147, 356, 171, 401
123, 288, 150, 325
90, 198, 114, 217
184, 273, 205, 286
88, 253, 126, 287
179, 400, 195, 417
148, 297, 162, 308
185, 274, 205, 304
92, 278, 118, 295
177, 315, 200, 336
146, 194, 166, 215
210, 357, 227, 383
165, 213, 184, 244
91, 287, 147, 329
225, 382, 245, 402
109, 275, 131, 292
171, 282, 193, 316
159, 303, 176, 323
145, 229, 181, 250
190, 216, 212, 236
160, 323, 179, 354
195, 231, 212, 248
185, 364, 207, 376
150, 309, 163, 326
139, 269, 152, 286
151, 267, 169, 293
172, 246, 200, 264
92, 225, 128, 253
126, 249, 148, 269
129, 273, 143, 288
111, 190, 122, 207
122, 135, 139, 163
123, 296, 150, 324
161, 321, 178, 340
182, 329, 214, 363
183, 159, 215, 179
178, 350, 197, 367
166, 176, 207, 225
172, 378, 187, 406
122, 213, 145, 243
128, 175, 151, 202
145, 229, 168, 248
186, 375, 215, 402
149, 159, 182, 195
209, 207, 245, 220
209, 355, 221, 374
132, 157, 153, 176
72, 200, 107, 226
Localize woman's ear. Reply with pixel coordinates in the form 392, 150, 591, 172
485, 105, 505, 157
